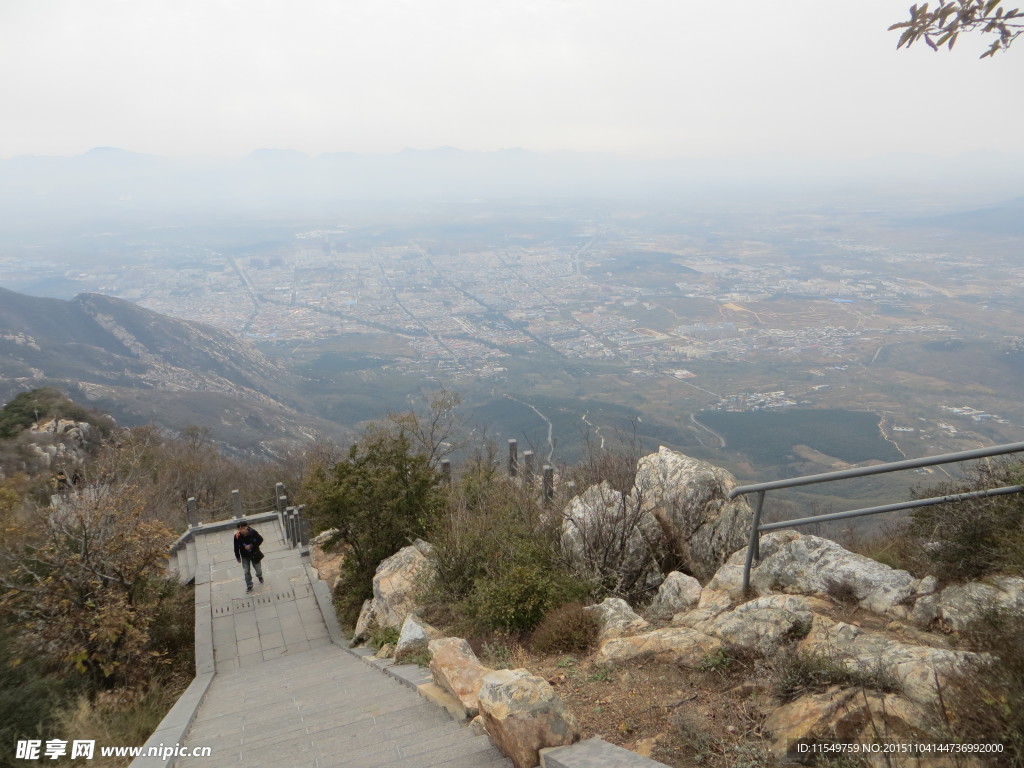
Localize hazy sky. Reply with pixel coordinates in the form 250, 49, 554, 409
2, 0, 1021, 161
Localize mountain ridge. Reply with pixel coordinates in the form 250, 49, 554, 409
0, 287, 348, 455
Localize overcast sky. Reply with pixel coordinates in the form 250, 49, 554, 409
2, 0, 1021, 161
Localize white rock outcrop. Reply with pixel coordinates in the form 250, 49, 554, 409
710, 531, 916, 616
799, 615, 976, 705
645, 570, 702, 620
584, 597, 649, 642
560, 481, 663, 597
911, 576, 1024, 630
632, 447, 752, 582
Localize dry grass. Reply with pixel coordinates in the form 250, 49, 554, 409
55, 675, 192, 768
515, 648, 777, 768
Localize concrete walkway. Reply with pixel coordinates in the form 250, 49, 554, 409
173, 521, 511, 768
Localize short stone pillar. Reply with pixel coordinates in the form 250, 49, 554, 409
523, 451, 535, 485
441, 459, 451, 485
543, 466, 554, 504
298, 505, 310, 547
508, 439, 518, 478
275, 482, 288, 513
285, 507, 296, 546
232, 489, 241, 518
187, 497, 198, 527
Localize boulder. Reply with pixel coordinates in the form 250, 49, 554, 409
596, 626, 721, 666
478, 668, 579, 768
352, 599, 377, 645
764, 687, 932, 765
309, 532, 344, 591
681, 596, 818, 654
670, 588, 734, 626
799, 615, 977, 706
645, 571, 702, 620
711, 531, 916, 616
911, 576, 1024, 631
353, 540, 435, 642
428, 637, 494, 717
560, 481, 663, 597
584, 597, 649, 642
632, 447, 752, 582
394, 613, 440, 663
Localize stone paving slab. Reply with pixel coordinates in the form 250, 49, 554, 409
541, 737, 672, 768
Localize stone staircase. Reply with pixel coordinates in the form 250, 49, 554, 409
136, 515, 511, 768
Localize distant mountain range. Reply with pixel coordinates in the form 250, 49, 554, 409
2, 146, 1023, 235
0, 288, 348, 455
907, 196, 1024, 236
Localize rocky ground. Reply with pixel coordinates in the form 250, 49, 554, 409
311, 446, 1024, 768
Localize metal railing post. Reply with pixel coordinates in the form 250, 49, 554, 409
741, 490, 766, 594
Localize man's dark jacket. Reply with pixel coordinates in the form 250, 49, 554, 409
234, 528, 264, 562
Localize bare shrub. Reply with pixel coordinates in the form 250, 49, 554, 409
930, 608, 1024, 767
531, 603, 599, 655
894, 458, 1024, 581
769, 646, 900, 703
558, 427, 669, 602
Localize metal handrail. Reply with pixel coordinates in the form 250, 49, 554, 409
729, 440, 1024, 592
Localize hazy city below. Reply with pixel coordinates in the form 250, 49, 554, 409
1, 148, 1023, 513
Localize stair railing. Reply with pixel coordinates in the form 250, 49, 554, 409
729, 440, 1024, 592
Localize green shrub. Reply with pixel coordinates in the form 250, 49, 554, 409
531, 603, 599, 655
333, 570, 370, 630
368, 624, 400, 649
424, 449, 594, 636
467, 563, 589, 634
305, 425, 443, 630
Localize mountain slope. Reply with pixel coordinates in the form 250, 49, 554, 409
0, 288, 347, 454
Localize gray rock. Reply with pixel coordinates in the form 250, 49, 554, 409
710, 531, 916, 616
645, 571, 702, 621
911, 576, 1024, 630
394, 613, 440, 663
561, 481, 663, 597
584, 597, 649, 642
632, 447, 752, 582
